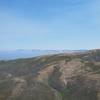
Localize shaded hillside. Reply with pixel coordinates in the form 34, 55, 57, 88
0, 49, 100, 100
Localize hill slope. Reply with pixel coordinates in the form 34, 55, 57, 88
0, 50, 100, 100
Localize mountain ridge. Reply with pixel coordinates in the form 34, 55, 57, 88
0, 49, 100, 100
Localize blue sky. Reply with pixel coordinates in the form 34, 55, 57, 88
0, 0, 100, 50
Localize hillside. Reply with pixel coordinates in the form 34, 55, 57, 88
0, 49, 100, 100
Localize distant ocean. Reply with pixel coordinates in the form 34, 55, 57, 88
0, 50, 87, 60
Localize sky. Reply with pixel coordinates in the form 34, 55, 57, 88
0, 0, 100, 50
